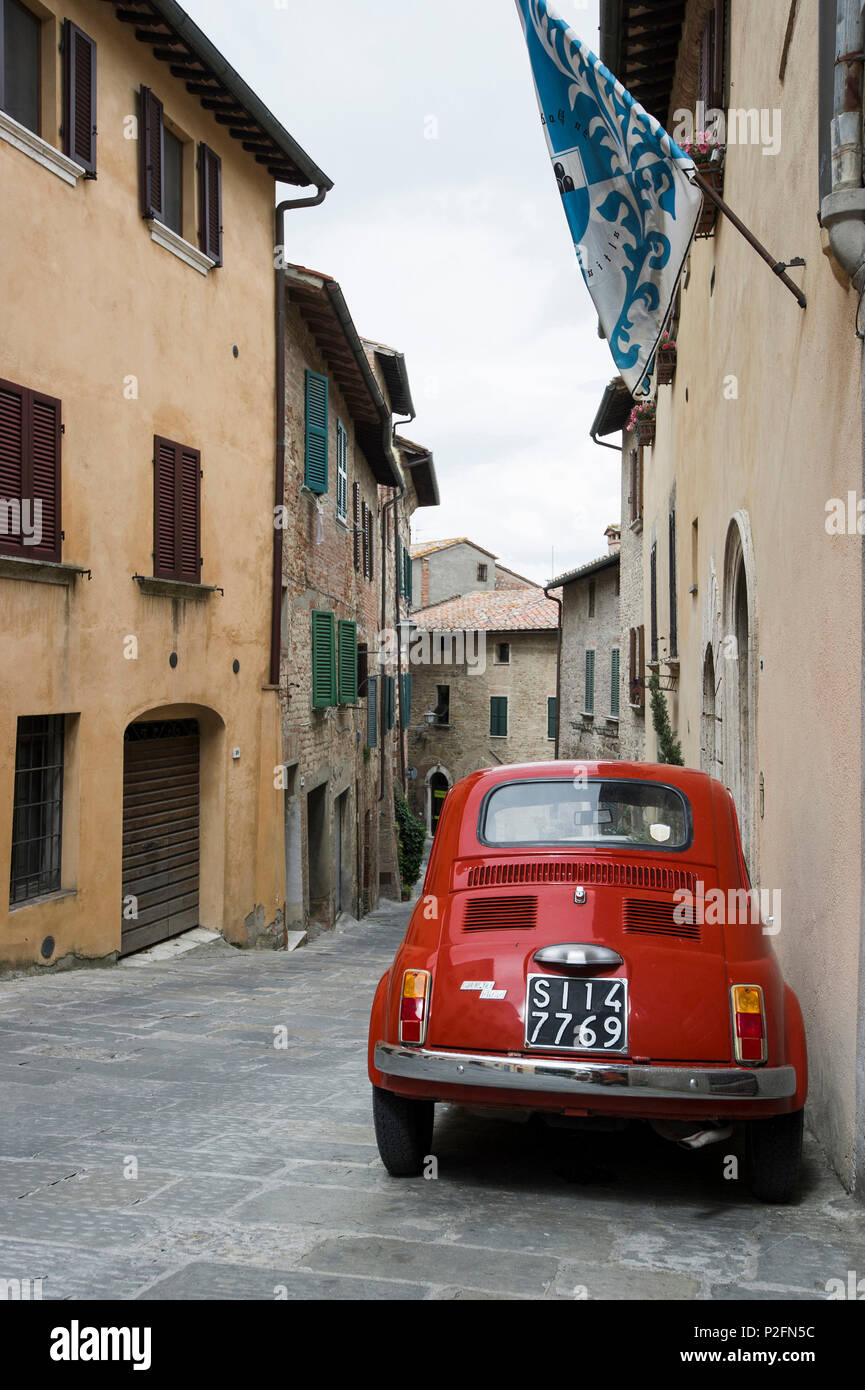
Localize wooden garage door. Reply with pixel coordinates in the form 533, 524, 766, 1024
121, 720, 200, 956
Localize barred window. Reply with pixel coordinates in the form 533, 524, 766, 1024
10, 715, 64, 905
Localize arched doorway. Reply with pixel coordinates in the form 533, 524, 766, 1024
701, 645, 719, 776
425, 764, 452, 835
723, 515, 758, 875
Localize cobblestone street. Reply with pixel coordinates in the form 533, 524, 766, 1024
1, 899, 864, 1302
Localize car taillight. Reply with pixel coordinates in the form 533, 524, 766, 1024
731, 984, 767, 1064
399, 970, 431, 1046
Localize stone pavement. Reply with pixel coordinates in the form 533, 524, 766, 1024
1, 897, 864, 1301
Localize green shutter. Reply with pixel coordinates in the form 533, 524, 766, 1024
337, 619, 358, 704
585, 649, 595, 715
611, 648, 620, 717
400, 671, 412, 724
547, 696, 557, 740
396, 536, 403, 597
304, 370, 328, 494
311, 610, 336, 707
367, 675, 378, 747
490, 696, 508, 737
404, 547, 412, 603
385, 675, 395, 730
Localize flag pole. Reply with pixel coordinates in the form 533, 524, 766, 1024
691, 170, 807, 309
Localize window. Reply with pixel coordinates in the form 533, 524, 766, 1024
0, 378, 62, 562
311, 610, 336, 707
629, 626, 645, 708
588, 580, 596, 617
366, 675, 378, 747
547, 696, 557, 740
477, 563, 488, 581
357, 642, 369, 698
336, 421, 347, 522
162, 127, 183, 236
611, 648, 620, 718
304, 370, 328, 493
364, 502, 374, 580
153, 435, 201, 582
479, 778, 691, 851
629, 447, 643, 524
385, 675, 395, 730
139, 87, 221, 260
584, 650, 596, 715
698, 0, 727, 119
400, 671, 412, 725
63, 20, 97, 175
337, 619, 358, 705
691, 517, 699, 592
650, 541, 658, 663
669, 507, 678, 659
434, 684, 450, 726
495, 642, 510, 664
10, 715, 64, 905
352, 483, 361, 571
397, 537, 412, 602
490, 696, 508, 737
1, 0, 40, 135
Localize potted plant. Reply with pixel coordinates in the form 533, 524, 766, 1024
656, 329, 677, 386
627, 398, 657, 447
680, 131, 725, 237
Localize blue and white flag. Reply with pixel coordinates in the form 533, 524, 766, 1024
514, 0, 701, 398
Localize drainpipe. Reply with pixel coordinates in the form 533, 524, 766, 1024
544, 583, 564, 760
820, 0, 865, 292
379, 483, 405, 800
270, 187, 328, 688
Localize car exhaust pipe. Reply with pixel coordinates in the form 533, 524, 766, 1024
650, 1120, 733, 1150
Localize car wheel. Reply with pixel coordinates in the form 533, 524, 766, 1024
372, 1085, 434, 1177
746, 1108, 804, 1204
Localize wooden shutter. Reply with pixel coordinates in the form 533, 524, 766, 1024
585, 650, 595, 715
490, 696, 507, 737
338, 619, 358, 705
669, 508, 678, 659
547, 696, 557, 740
335, 421, 347, 520
385, 675, 395, 730
153, 436, 201, 582
366, 675, 378, 747
361, 499, 369, 577
63, 21, 97, 176
304, 370, 328, 493
357, 642, 369, 699
611, 648, 620, 718
395, 536, 402, 596
400, 672, 412, 725
404, 546, 412, 603
311, 610, 337, 707
139, 87, 164, 219
352, 484, 361, 570
198, 143, 222, 265
638, 626, 646, 708
365, 503, 374, 581
650, 542, 658, 662
629, 628, 638, 706
0, 380, 61, 562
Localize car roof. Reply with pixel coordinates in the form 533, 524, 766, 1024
453, 760, 717, 795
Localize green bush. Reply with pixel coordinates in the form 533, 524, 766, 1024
395, 792, 426, 891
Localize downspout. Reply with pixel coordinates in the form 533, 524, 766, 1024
379, 483, 405, 800
270, 187, 328, 687
820, 0, 865, 292
544, 583, 564, 760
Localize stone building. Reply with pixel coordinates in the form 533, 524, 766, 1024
278, 264, 438, 932
0, 0, 330, 966
406, 587, 559, 832
549, 538, 622, 763
409, 537, 535, 611
599, 0, 865, 1190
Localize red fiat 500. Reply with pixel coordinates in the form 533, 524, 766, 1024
369, 761, 807, 1203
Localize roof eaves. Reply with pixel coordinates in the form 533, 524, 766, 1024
549, 553, 620, 587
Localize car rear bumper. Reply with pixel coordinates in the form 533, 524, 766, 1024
374, 1042, 797, 1101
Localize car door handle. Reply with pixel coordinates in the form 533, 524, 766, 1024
532, 943, 624, 972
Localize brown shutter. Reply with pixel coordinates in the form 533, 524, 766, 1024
63, 21, 97, 175
153, 436, 201, 582
357, 642, 369, 698
352, 483, 361, 570
0, 380, 61, 562
638, 625, 646, 708
198, 143, 222, 265
140, 86, 164, 219
361, 500, 369, 578
365, 503, 374, 581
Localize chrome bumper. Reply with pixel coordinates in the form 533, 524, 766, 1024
374, 1042, 797, 1101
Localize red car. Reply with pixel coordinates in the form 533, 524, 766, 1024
369, 761, 807, 1203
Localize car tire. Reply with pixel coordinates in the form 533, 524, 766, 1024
372, 1085, 434, 1177
746, 1108, 804, 1204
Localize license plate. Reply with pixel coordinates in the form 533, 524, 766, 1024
524, 975, 628, 1053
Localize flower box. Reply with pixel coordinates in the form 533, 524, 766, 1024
657, 336, 677, 386
679, 135, 726, 239
634, 416, 656, 446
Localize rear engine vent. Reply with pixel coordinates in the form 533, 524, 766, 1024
465, 861, 697, 893
463, 896, 538, 931
623, 898, 699, 939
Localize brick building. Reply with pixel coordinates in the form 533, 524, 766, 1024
409, 537, 535, 611
278, 265, 437, 933
406, 586, 559, 832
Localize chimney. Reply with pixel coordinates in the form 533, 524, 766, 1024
604, 524, 621, 554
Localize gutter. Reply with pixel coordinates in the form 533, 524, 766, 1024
543, 582, 563, 760
821, 0, 865, 291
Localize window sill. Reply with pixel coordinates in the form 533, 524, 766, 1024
605, 716, 620, 725
147, 219, 216, 276
133, 575, 219, 601
0, 109, 85, 186
0, 555, 89, 586
10, 887, 77, 914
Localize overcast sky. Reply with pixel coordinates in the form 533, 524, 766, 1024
184, 0, 616, 586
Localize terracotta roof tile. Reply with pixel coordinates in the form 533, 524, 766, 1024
413, 588, 560, 632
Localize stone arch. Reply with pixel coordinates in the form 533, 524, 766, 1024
722, 512, 759, 874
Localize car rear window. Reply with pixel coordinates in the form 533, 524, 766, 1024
479, 778, 691, 850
